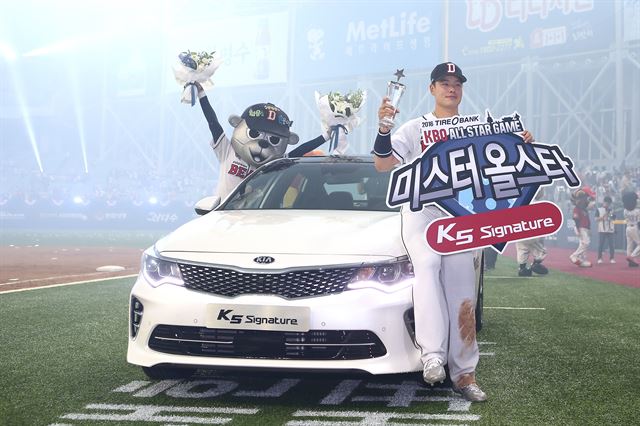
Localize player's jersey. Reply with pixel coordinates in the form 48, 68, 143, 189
624, 208, 640, 228
210, 133, 254, 201
391, 112, 479, 163
390, 112, 471, 222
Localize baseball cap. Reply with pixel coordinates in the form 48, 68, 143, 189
430, 62, 467, 83
241, 103, 292, 138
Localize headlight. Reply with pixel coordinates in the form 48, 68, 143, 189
141, 253, 184, 288
347, 260, 414, 293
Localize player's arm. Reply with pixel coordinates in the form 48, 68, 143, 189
195, 83, 224, 143
373, 97, 400, 172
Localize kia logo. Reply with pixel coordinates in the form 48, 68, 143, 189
254, 256, 275, 264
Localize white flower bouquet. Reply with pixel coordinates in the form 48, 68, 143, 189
172, 50, 222, 106
315, 89, 367, 154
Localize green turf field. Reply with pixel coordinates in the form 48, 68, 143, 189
1, 258, 638, 425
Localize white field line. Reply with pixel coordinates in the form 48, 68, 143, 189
485, 306, 546, 310
0, 274, 138, 294
0, 270, 136, 286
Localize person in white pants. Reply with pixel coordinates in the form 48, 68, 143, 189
516, 237, 548, 276
516, 190, 549, 276
623, 191, 640, 267
372, 62, 533, 402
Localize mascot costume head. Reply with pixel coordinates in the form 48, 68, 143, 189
571, 186, 596, 209
228, 103, 300, 169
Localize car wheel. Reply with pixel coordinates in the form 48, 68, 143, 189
142, 365, 196, 380
475, 255, 484, 333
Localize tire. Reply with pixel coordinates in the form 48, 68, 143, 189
142, 365, 196, 380
475, 255, 484, 333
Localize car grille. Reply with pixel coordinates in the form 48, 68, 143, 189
178, 263, 358, 298
149, 325, 387, 360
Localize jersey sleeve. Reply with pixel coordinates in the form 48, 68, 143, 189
199, 95, 225, 149
212, 133, 231, 163
390, 119, 417, 164
287, 135, 326, 158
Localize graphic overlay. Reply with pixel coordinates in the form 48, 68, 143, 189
387, 111, 580, 253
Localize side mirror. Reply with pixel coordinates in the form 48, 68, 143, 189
194, 196, 221, 215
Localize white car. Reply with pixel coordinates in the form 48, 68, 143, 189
127, 156, 484, 379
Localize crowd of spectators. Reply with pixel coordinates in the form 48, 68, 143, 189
548, 165, 640, 215
0, 161, 216, 208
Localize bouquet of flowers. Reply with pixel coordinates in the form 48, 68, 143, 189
172, 50, 222, 106
315, 89, 367, 154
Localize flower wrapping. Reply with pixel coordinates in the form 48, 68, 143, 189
172, 50, 222, 106
315, 89, 367, 154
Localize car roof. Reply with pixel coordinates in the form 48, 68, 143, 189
278, 155, 375, 164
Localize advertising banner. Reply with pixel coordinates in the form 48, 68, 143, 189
294, 3, 442, 81
449, 0, 615, 64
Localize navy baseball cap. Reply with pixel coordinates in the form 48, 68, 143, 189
430, 62, 467, 83
241, 103, 292, 138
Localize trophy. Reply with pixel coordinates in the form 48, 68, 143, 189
379, 69, 406, 129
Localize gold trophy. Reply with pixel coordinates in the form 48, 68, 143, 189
379, 69, 406, 128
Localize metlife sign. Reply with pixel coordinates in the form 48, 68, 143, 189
294, 3, 442, 81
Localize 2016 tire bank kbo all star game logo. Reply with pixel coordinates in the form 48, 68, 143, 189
387, 111, 580, 254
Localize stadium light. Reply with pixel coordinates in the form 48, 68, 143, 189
148, 196, 158, 205
69, 68, 89, 173
9, 66, 44, 172
73, 196, 84, 204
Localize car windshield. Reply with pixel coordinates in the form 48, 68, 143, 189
221, 158, 398, 212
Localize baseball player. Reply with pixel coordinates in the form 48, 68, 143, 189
373, 62, 532, 402
515, 189, 549, 276
622, 191, 640, 267
195, 84, 330, 200
515, 237, 548, 276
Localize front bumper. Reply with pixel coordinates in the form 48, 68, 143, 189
127, 274, 421, 375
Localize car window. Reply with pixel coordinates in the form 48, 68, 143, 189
222, 160, 398, 212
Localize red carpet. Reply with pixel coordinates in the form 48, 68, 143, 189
502, 245, 639, 288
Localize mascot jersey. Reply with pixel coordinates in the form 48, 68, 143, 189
200, 96, 326, 200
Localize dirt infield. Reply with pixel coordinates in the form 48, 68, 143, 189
0, 246, 143, 292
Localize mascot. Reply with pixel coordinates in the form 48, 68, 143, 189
569, 187, 595, 267
174, 51, 365, 200
622, 191, 640, 267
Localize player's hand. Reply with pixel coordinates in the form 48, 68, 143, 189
378, 97, 398, 133
520, 130, 534, 143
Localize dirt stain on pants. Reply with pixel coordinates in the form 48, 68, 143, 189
458, 299, 476, 347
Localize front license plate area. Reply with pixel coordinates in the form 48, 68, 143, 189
206, 304, 310, 332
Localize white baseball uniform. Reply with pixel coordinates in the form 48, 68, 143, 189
390, 112, 479, 383
624, 208, 640, 258
210, 133, 254, 201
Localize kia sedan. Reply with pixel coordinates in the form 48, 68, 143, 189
127, 156, 483, 379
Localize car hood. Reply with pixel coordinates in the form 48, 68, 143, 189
155, 210, 405, 269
